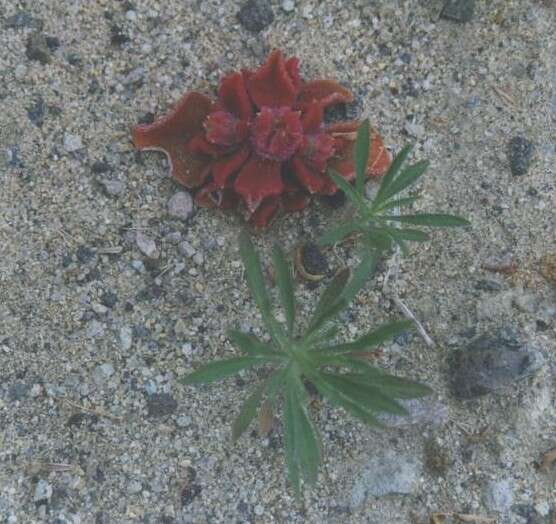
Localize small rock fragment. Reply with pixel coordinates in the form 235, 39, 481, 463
508, 136, 535, 176
34, 480, 53, 503
64, 133, 83, 153
147, 393, 178, 417
441, 0, 475, 23
26, 32, 53, 64
484, 479, 515, 513
93, 363, 115, 384
350, 450, 421, 507
136, 231, 158, 258
540, 254, 556, 284
5, 11, 41, 29
167, 192, 194, 221
281, 0, 295, 12
237, 0, 274, 32
119, 326, 133, 351
100, 179, 124, 197
449, 330, 543, 399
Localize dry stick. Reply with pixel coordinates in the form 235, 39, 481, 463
55, 397, 122, 422
381, 202, 436, 348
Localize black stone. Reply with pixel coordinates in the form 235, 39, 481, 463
300, 242, 328, 277
146, 393, 177, 417
26, 32, 52, 64
449, 330, 542, 399
110, 24, 130, 46
508, 136, 535, 176
441, 0, 475, 23
27, 97, 45, 127
91, 160, 111, 174
475, 279, 502, 292
237, 0, 274, 32
101, 291, 118, 308
76, 246, 95, 264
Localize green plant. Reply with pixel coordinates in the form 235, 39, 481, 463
181, 231, 432, 496
320, 120, 470, 253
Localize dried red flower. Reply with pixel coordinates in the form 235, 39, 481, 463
132, 50, 391, 227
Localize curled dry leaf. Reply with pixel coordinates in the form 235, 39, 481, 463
539, 446, 556, 473
294, 242, 328, 282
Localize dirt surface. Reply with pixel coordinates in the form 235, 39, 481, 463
0, 1, 555, 522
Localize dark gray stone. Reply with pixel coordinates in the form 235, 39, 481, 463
5, 11, 41, 29
441, 0, 475, 23
147, 393, 177, 417
8, 382, 30, 401
27, 97, 45, 127
26, 32, 52, 64
449, 329, 543, 399
237, 0, 274, 32
508, 136, 535, 176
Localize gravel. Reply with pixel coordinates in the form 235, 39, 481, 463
1, 0, 554, 522
508, 136, 535, 176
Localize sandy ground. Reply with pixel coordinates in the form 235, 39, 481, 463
0, 0, 555, 522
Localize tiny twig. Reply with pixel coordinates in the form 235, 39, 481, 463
26, 462, 75, 474
55, 397, 122, 422
95, 246, 123, 255
393, 296, 436, 348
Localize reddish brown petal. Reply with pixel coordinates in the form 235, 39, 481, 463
282, 192, 309, 212
195, 182, 239, 210
218, 72, 254, 120
132, 92, 213, 187
247, 50, 299, 109
212, 145, 251, 187
291, 156, 326, 194
285, 57, 301, 90
327, 125, 391, 188
301, 102, 324, 133
297, 80, 353, 111
234, 156, 284, 212
186, 133, 225, 157
249, 197, 281, 228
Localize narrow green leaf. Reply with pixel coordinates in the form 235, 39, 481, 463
323, 373, 408, 415
340, 251, 377, 306
385, 214, 470, 227
284, 371, 321, 496
345, 373, 433, 399
327, 171, 367, 214
232, 382, 265, 441
355, 119, 370, 195
227, 329, 277, 357
318, 320, 413, 356
239, 231, 285, 344
380, 160, 429, 202
307, 269, 350, 333
271, 244, 296, 336
307, 370, 384, 427
180, 356, 269, 385
374, 145, 413, 205
318, 221, 365, 246
364, 229, 393, 252
375, 196, 420, 212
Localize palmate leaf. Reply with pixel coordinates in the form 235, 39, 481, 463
271, 244, 296, 336
340, 251, 377, 306
379, 160, 429, 203
181, 356, 274, 385
306, 268, 350, 334
327, 171, 367, 213
385, 213, 470, 228
355, 119, 370, 195
315, 320, 412, 356
375, 196, 421, 212
284, 370, 321, 497
344, 373, 433, 399
318, 221, 365, 246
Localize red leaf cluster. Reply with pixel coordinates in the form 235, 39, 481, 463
132, 50, 391, 227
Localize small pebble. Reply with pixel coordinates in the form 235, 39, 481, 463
508, 136, 534, 176
119, 326, 133, 351
94, 363, 115, 384
136, 231, 158, 258
179, 241, 196, 258
92, 302, 108, 315
281, 0, 295, 12
34, 480, 53, 502
100, 179, 124, 196
168, 191, 194, 221
237, 0, 274, 32
64, 133, 83, 152
441, 0, 475, 23
14, 64, 27, 80
26, 32, 53, 64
